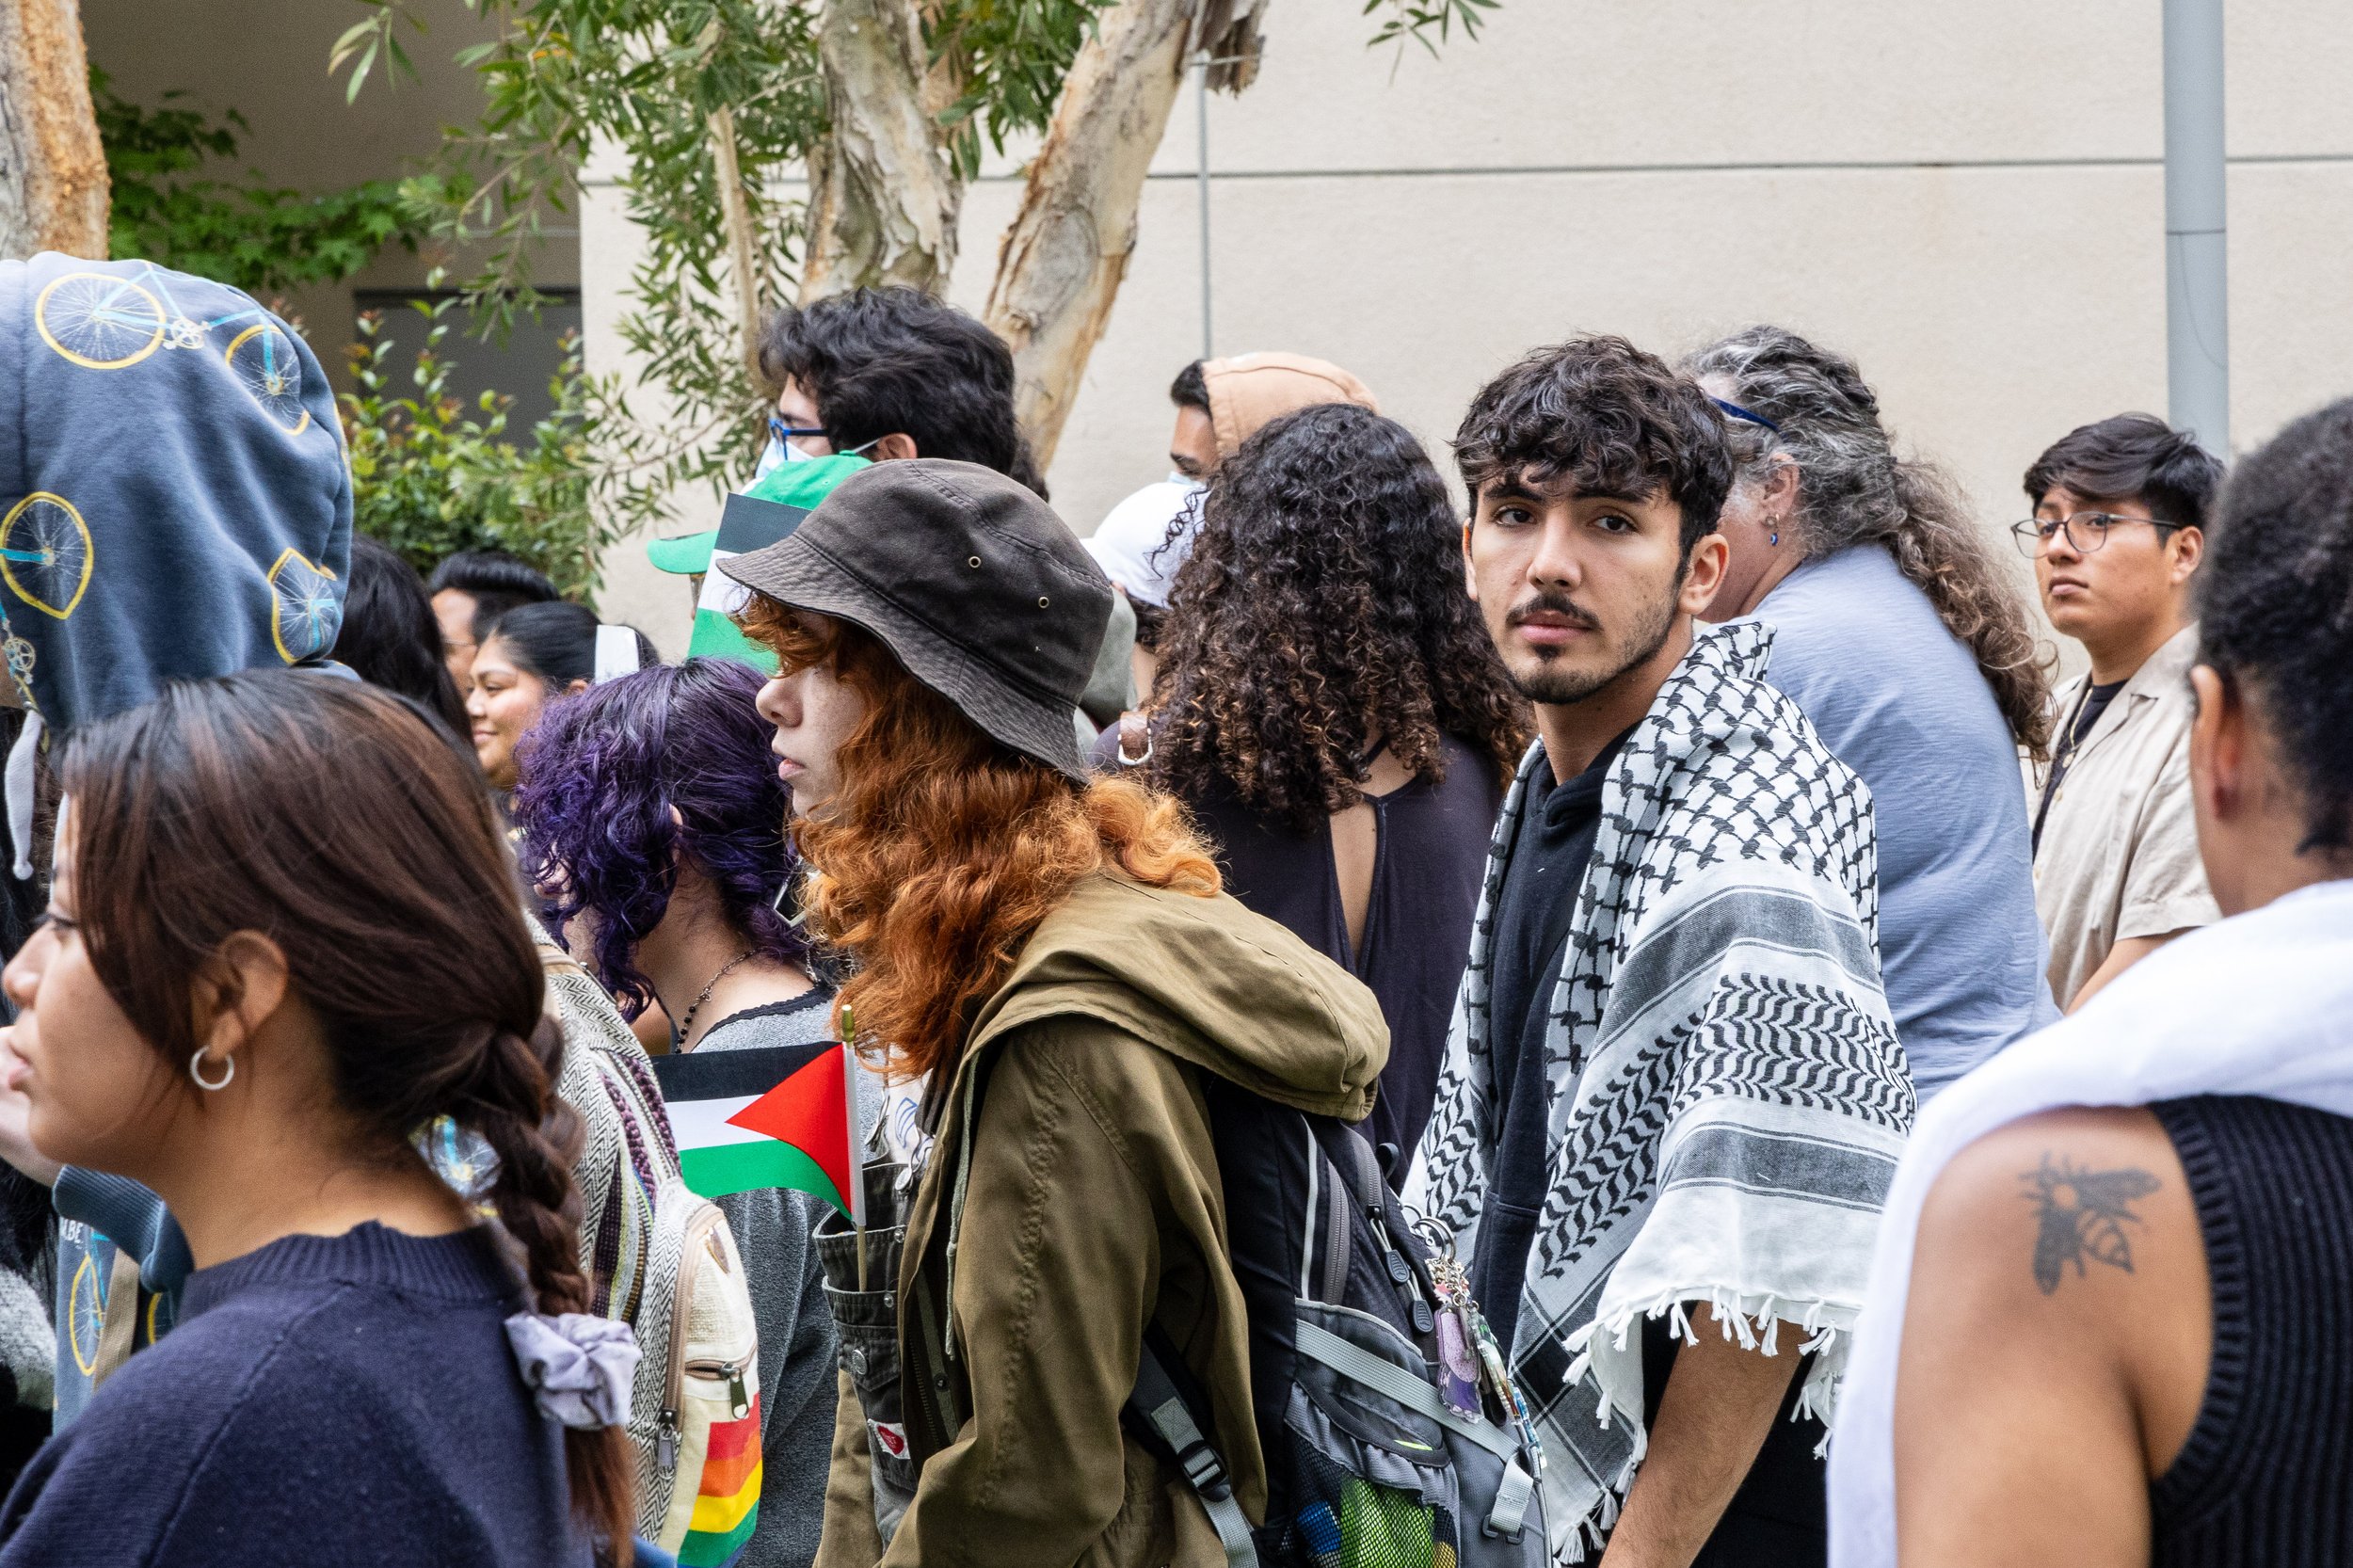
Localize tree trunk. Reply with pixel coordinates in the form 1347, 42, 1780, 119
0, 0, 107, 261
984, 0, 1266, 467
798, 0, 964, 303
708, 104, 766, 391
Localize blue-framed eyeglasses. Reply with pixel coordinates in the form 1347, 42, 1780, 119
1709, 396, 1781, 434
768, 414, 831, 447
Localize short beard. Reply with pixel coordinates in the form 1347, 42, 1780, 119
1507, 586, 1679, 708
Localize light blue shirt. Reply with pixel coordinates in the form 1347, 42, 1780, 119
1748, 545, 2058, 1097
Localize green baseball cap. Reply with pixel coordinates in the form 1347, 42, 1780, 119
686, 453, 874, 668
646, 529, 716, 575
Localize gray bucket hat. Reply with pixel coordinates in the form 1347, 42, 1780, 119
717, 459, 1112, 781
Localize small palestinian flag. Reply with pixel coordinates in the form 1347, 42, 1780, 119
650, 1039, 863, 1224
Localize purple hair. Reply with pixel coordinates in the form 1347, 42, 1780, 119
511, 657, 812, 1018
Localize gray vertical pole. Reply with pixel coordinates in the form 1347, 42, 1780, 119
1196, 56, 1213, 360
2163, 0, 2229, 455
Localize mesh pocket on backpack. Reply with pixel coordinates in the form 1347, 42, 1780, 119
1263, 1304, 1463, 1568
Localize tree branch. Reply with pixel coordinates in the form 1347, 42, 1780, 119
799, 0, 964, 302
984, 0, 1218, 465
707, 103, 766, 391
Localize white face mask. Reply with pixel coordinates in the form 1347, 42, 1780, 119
757, 430, 885, 483
753, 436, 814, 482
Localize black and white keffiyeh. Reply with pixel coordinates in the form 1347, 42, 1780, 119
1407, 621, 1913, 1562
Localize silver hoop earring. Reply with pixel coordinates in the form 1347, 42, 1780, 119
189, 1050, 234, 1092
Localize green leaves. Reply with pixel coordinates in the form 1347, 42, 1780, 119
929, 0, 1112, 174
93, 70, 422, 295
340, 295, 619, 598
1362, 0, 1499, 56
330, 2, 428, 104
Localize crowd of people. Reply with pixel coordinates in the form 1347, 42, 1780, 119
0, 248, 2341, 1568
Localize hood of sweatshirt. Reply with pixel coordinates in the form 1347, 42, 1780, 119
0, 254, 352, 735
967, 871, 1390, 1119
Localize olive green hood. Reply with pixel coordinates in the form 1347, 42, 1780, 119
966, 872, 1389, 1119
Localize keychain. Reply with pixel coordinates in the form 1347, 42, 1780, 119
1416, 1223, 1547, 1473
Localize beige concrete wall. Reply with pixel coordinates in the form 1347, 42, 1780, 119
81, 0, 577, 386
584, 0, 2353, 656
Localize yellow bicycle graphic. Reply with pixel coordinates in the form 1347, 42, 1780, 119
225, 323, 311, 435
36, 273, 168, 370
267, 548, 340, 663
0, 492, 93, 620
67, 1254, 104, 1377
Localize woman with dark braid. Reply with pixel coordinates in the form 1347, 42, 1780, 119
1685, 326, 2057, 1097
1133, 402, 1529, 1167
0, 672, 635, 1566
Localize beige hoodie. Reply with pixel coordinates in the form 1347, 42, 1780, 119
1200, 352, 1381, 457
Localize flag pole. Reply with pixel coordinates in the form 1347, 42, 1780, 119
843, 1004, 867, 1293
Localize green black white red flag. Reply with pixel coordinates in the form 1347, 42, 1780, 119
649, 1038, 864, 1225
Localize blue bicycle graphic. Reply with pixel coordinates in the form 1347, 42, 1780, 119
36, 267, 311, 430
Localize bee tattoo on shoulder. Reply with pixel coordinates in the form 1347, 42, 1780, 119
2023, 1153, 2161, 1297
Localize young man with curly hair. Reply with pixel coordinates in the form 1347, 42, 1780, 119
1831, 396, 2353, 1568
756, 287, 1136, 740
1137, 401, 1529, 1166
1410, 337, 1911, 1568
717, 459, 1386, 1568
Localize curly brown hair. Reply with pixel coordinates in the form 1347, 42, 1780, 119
737, 598, 1220, 1080
1147, 403, 1530, 834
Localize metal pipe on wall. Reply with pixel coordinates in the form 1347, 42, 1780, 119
2163, 0, 2230, 456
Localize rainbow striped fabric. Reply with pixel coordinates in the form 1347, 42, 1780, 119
679, 1392, 762, 1567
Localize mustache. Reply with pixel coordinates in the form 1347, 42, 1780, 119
1504, 591, 1600, 631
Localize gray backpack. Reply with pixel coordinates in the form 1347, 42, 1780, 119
1126, 1080, 1548, 1568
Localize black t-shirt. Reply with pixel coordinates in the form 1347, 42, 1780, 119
1470, 728, 1628, 1349
1476, 729, 1833, 1567
2033, 677, 2127, 851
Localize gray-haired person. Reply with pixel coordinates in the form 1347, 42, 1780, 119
1685, 326, 2058, 1097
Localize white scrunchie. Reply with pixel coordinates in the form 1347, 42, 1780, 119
504, 1311, 641, 1430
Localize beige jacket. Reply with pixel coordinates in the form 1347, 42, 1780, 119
817, 872, 1388, 1568
2030, 623, 2221, 1007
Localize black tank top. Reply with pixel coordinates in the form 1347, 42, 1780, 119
2151, 1096, 2353, 1566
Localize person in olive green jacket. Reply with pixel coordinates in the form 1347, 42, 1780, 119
720, 459, 1389, 1568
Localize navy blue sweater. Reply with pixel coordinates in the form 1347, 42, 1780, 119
0, 1222, 589, 1567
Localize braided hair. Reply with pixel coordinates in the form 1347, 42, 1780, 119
57, 671, 634, 1560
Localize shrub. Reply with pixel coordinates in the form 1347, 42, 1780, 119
339, 296, 614, 599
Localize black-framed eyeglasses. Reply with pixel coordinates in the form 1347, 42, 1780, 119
2010, 511, 2180, 557
768, 413, 830, 448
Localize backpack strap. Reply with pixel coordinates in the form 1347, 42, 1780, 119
1293, 1320, 1537, 1540
1127, 1332, 1259, 1568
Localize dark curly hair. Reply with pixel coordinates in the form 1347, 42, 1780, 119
1148, 403, 1529, 833
2198, 395, 2353, 854
1455, 334, 1733, 552
510, 658, 815, 1019
759, 286, 1048, 499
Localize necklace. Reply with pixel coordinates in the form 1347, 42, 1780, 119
674, 949, 757, 1049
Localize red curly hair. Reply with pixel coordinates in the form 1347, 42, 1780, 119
740, 599, 1221, 1080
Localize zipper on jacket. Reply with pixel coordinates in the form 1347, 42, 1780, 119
940, 1064, 984, 1367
